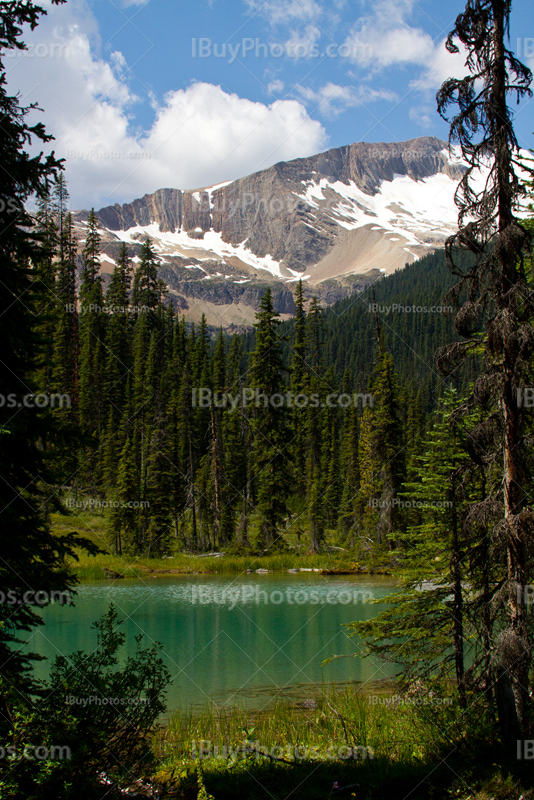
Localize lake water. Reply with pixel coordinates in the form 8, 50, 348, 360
28, 573, 397, 712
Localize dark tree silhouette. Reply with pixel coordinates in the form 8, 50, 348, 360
436, 0, 534, 740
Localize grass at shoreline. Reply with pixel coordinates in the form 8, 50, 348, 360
52, 507, 393, 581
70, 552, 338, 581
152, 687, 531, 799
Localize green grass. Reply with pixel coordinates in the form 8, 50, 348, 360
161, 686, 437, 764
69, 551, 339, 580
152, 685, 521, 800
51, 505, 366, 580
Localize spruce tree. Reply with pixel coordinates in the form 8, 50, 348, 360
349, 388, 474, 698
436, 0, 534, 738
78, 208, 106, 487
339, 404, 362, 547
0, 0, 95, 696
289, 280, 308, 500
33, 191, 58, 394
104, 242, 133, 414
223, 336, 250, 547
369, 351, 404, 546
249, 288, 290, 549
131, 238, 163, 330
53, 212, 78, 410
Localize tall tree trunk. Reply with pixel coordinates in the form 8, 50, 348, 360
450, 481, 466, 708
492, 1, 530, 739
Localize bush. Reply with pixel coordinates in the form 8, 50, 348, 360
0, 605, 170, 799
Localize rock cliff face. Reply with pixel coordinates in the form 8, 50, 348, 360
73, 136, 465, 328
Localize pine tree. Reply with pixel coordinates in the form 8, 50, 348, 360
104, 242, 133, 414
210, 328, 226, 546
78, 209, 106, 485
222, 336, 250, 547
369, 351, 404, 546
303, 299, 325, 552
33, 191, 59, 394
339, 404, 361, 547
357, 405, 380, 539
357, 347, 404, 549
250, 288, 290, 549
131, 238, 163, 330
51, 172, 70, 263
111, 436, 141, 554
348, 388, 474, 702
436, 0, 534, 739
289, 280, 308, 499
53, 213, 79, 410
0, 0, 95, 696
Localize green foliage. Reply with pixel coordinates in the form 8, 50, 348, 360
347, 389, 480, 695
250, 288, 291, 549
0, 0, 96, 694
1, 606, 170, 799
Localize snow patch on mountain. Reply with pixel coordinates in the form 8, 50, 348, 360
114, 224, 285, 278
297, 170, 460, 247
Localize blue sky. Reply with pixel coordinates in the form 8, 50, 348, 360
7, 0, 534, 209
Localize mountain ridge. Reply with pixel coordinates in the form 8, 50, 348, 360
72, 136, 466, 327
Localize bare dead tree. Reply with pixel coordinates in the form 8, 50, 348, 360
436, 0, 534, 741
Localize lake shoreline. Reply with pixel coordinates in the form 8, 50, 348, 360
70, 553, 395, 581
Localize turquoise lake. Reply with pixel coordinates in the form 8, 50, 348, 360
28, 573, 396, 712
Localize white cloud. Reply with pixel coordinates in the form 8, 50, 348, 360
296, 82, 396, 116
409, 105, 433, 129
342, 2, 435, 69
414, 38, 469, 90
284, 24, 321, 59
139, 83, 326, 190
244, 0, 323, 25
7, 1, 326, 210
267, 79, 285, 94
339, 0, 467, 97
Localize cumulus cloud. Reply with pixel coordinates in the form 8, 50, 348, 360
296, 82, 396, 116
338, 0, 468, 106
342, 0, 435, 69
414, 38, 469, 90
138, 83, 326, 189
7, 1, 326, 209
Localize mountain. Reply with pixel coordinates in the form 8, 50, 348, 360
73, 136, 466, 328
